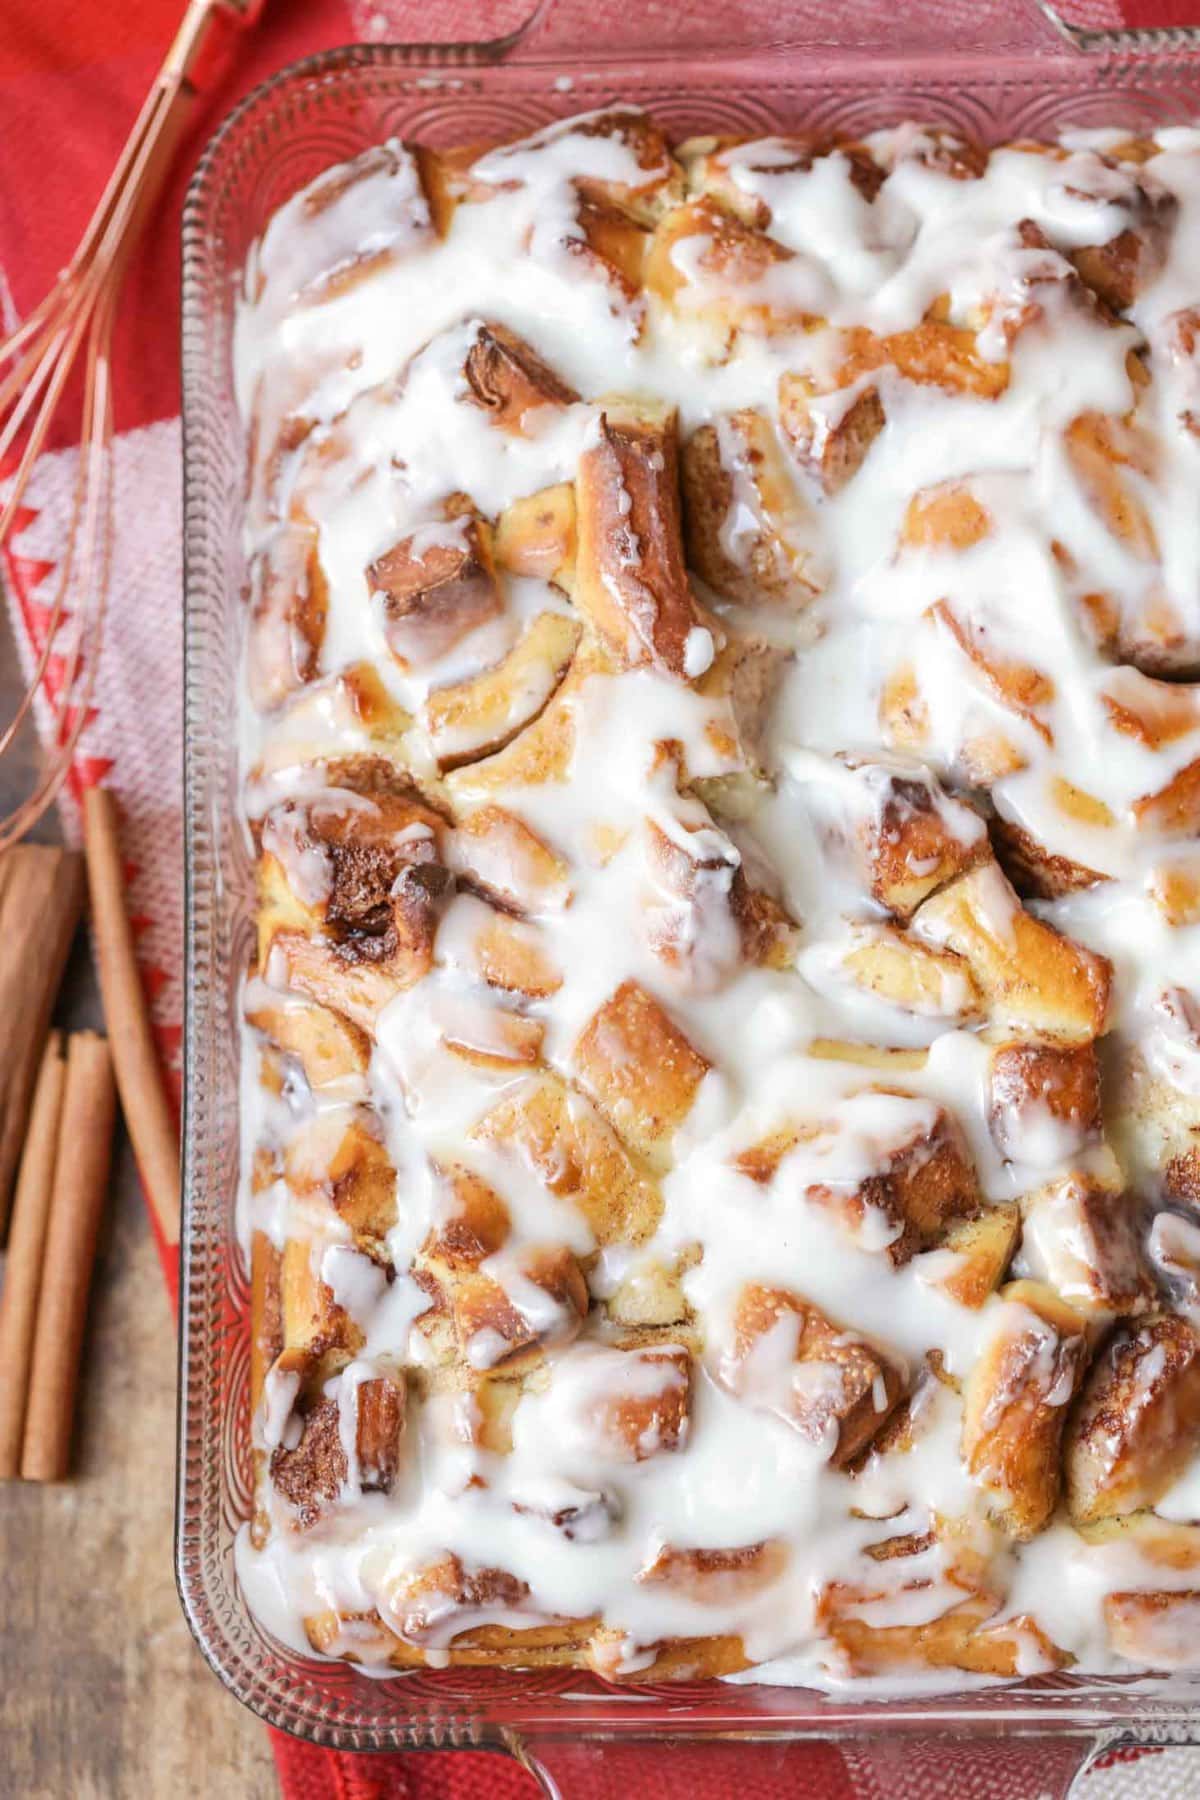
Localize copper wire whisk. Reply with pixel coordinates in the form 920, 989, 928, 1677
0, 0, 263, 850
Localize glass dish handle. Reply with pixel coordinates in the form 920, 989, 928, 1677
498, 0, 1081, 60
508, 1730, 1128, 1797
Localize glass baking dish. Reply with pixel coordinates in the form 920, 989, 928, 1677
178, 1, 1200, 1787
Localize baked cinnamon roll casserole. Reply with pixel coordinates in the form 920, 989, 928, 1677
235, 108, 1200, 1686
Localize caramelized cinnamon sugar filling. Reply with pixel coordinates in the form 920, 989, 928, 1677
236, 111, 1200, 1686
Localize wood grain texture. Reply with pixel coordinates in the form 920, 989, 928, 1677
21, 1030, 117, 1481
0, 1137, 277, 1798
0, 649, 276, 1797
0, 1031, 65, 1476
0, 841, 84, 1233
83, 788, 181, 1246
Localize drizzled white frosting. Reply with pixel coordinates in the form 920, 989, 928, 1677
234, 109, 1200, 1691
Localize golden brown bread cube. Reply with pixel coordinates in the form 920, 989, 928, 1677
910, 861, 1111, 1044
422, 611, 582, 772
952, 727, 1028, 790
1148, 1210, 1200, 1305
422, 1371, 524, 1463
1076, 1510, 1200, 1568
819, 318, 1009, 400
443, 637, 611, 800
822, 1591, 1069, 1679
1117, 587, 1200, 683
678, 132, 884, 228
1066, 1314, 1200, 1522
877, 661, 931, 757
645, 197, 812, 346
270, 1369, 405, 1531
842, 1354, 957, 1473
711, 1282, 905, 1467
988, 813, 1109, 903
900, 480, 993, 553
510, 1483, 621, 1543
876, 126, 989, 179
1110, 999, 1200, 1205
586, 1626, 751, 1682
267, 933, 403, 1037
368, 504, 502, 669
546, 1341, 693, 1464
436, 893, 562, 999
830, 924, 983, 1024
259, 775, 453, 1030
680, 410, 822, 607
1154, 305, 1200, 462
962, 1279, 1089, 1538
930, 600, 1055, 744
1019, 1169, 1151, 1321
641, 812, 796, 992
1101, 664, 1200, 750
678, 133, 776, 224
575, 398, 712, 680
778, 375, 886, 496
303, 1608, 402, 1665
433, 111, 678, 235
560, 195, 649, 306
268, 141, 434, 305
269, 1396, 348, 1530
572, 980, 711, 1170
414, 1164, 587, 1375
603, 1247, 697, 1330
733, 1093, 980, 1267
382, 1553, 536, 1647
932, 1205, 1020, 1309
439, 1247, 588, 1374
801, 753, 988, 922
423, 1162, 512, 1270
246, 989, 370, 1093
856, 762, 988, 921
986, 1039, 1102, 1166
966, 216, 1101, 350
246, 519, 328, 711
602, 1343, 693, 1460
690, 632, 790, 815
560, 109, 685, 224
1104, 1590, 1200, 1668
1134, 756, 1200, 840
307, 1596, 597, 1669
284, 1108, 398, 1242
353, 1373, 407, 1492
473, 1072, 663, 1249
636, 1538, 788, 1603
248, 664, 418, 788
414, 140, 509, 238
493, 482, 578, 591
250, 1229, 284, 1420
447, 803, 572, 914
1064, 410, 1159, 564
1067, 165, 1175, 311
279, 1231, 364, 1377
460, 321, 578, 431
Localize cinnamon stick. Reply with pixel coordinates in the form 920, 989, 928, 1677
0, 843, 84, 1235
83, 787, 180, 1248
0, 1033, 67, 1477
21, 1031, 116, 1482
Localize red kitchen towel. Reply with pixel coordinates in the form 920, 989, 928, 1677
1, 1, 1198, 1797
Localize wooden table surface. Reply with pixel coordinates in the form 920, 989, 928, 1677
0, 651, 277, 1796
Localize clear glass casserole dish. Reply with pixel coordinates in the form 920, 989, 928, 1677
178, 2, 1200, 1787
